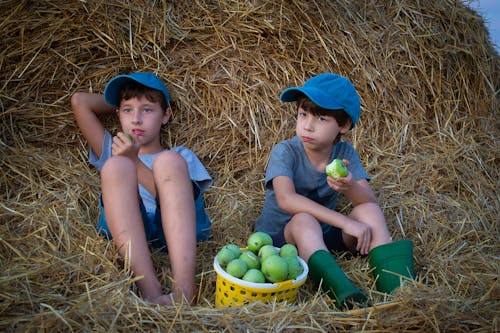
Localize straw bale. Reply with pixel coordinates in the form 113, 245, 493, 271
0, 0, 498, 331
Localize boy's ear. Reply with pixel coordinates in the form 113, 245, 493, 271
339, 118, 352, 134
162, 106, 172, 125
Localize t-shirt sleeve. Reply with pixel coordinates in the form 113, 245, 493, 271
89, 130, 112, 172
173, 146, 213, 193
264, 142, 295, 190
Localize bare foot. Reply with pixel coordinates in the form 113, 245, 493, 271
149, 293, 175, 306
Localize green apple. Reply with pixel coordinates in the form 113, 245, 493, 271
279, 244, 298, 257
282, 255, 303, 280
258, 245, 278, 262
223, 244, 242, 257
225, 258, 248, 278
239, 250, 261, 270
261, 254, 289, 283
325, 159, 348, 179
242, 268, 266, 283
247, 231, 273, 253
124, 132, 134, 143
216, 247, 239, 268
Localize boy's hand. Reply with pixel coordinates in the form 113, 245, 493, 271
326, 159, 353, 193
343, 218, 372, 255
112, 131, 140, 158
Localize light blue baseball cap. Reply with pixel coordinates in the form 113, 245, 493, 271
280, 73, 361, 127
104, 72, 170, 108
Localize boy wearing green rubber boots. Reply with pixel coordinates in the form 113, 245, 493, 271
254, 73, 414, 308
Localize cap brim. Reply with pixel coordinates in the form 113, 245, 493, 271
104, 75, 134, 108
280, 87, 303, 102
280, 87, 344, 110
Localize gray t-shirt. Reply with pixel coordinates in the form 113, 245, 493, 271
254, 135, 369, 238
89, 130, 212, 217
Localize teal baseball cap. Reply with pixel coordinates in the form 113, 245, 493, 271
104, 72, 170, 108
280, 73, 361, 127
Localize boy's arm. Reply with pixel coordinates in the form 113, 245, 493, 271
338, 179, 377, 206
71, 92, 158, 197
327, 175, 378, 207
71, 92, 115, 158
273, 175, 372, 252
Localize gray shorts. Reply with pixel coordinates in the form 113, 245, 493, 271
270, 225, 348, 252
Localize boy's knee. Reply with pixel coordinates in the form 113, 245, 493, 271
152, 150, 188, 175
70, 92, 80, 110
285, 213, 323, 245
289, 213, 321, 230
101, 156, 136, 179
351, 202, 384, 222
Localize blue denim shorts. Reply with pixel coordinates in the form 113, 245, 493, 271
97, 182, 211, 250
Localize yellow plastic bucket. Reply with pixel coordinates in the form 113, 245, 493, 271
214, 253, 308, 307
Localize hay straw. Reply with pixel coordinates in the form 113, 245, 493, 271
1, 0, 498, 331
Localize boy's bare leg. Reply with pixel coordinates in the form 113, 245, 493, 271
284, 213, 328, 261
101, 156, 169, 304
345, 202, 392, 251
153, 151, 197, 304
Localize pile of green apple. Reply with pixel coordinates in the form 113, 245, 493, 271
216, 231, 304, 283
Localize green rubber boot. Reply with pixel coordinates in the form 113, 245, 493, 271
368, 240, 415, 294
308, 250, 366, 309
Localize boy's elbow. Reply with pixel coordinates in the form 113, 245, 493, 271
275, 192, 293, 213
70, 92, 82, 112
351, 195, 378, 207
71, 92, 94, 117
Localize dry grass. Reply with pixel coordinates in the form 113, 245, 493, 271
1, 0, 498, 332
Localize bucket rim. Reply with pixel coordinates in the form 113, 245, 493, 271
213, 255, 308, 290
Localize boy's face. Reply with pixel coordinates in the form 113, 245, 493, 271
295, 107, 350, 150
117, 96, 170, 146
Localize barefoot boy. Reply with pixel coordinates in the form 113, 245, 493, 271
72, 72, 212, 305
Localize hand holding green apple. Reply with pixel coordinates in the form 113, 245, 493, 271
325, 159, 348, 179
112, 131, 139, 157
124, 132, 134, 143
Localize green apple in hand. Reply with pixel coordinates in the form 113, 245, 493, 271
325, 159, 348, 179
124, 132, 134, 143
